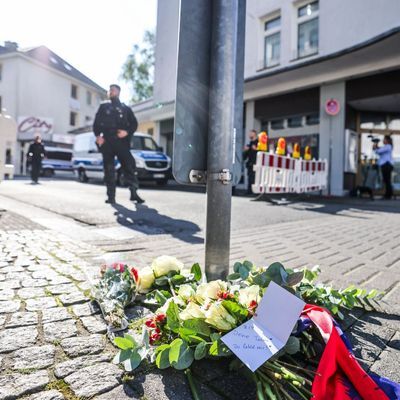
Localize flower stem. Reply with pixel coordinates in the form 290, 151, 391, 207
185, 368, 202, 400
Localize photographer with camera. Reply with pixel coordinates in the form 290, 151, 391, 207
373, 135, 393, 199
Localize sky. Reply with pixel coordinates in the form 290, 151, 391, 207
0, 0, 157, 103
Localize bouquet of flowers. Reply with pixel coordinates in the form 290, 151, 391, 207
105, 257, 397, 400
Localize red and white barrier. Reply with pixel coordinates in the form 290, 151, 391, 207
252, 151, 328, 194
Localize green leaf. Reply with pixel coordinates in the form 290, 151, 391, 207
194, 342, 208, 360
154, 290, 168, 306
191, 263, 202, 282
222, 300, 248, 323
122, 349, 142, 371
210, 332, 221, 342
285, 336, 300, 355
242, 260, 253, 271
233, 262, 242, 273
166, 300, 180, 333
286, 271, 304, 287
209, 339, 232, 357
178, 327, 196, 342
155, 276, 169, 286
252, 271, 270, 288
227, 273, 241, 281
238, 265, 250, 279
183, 319, 211, 337
169, 339, 194, 370
156, 346, 170, 369
188, 335, 206, 344
112, 349, 132, 364
171, 274, 186, 285
114, 336, 135, 350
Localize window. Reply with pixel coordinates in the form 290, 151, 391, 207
71, 84, 78, 99
86, 91, 92, 105
263, 16, 281, 68
297, 1, 319, 58
70, 112, 78, 126
288, 116, 303, 128
270, 119, 285, 130
131, 136, 158, 151
306, 113, 320, 125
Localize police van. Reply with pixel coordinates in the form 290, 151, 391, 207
72, 132, 171, 185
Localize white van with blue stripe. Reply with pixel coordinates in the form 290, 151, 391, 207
72, 132, 171, 185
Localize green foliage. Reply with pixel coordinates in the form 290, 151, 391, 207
166, 300, 180, 333
169, 339, 194, 370
191, 263, 202, 282
121, 30, 155, 103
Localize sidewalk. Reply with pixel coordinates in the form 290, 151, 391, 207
0, 202, 399, 399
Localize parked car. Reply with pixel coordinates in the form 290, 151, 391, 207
72, 132, 171, 185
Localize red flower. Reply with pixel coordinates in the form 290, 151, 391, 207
217, 290, 234, 300
149, 331, 162, 345
155, 314, 166, 323
249, 300, 258, 310
145, 319, 156, 329
130, 267, 139, 283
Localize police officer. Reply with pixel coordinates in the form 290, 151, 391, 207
93, 84, 144, 204
27, 135, 46, 184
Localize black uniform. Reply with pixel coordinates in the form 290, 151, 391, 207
243, 138, 258, 194
93, 98, 141, 202
27, 142, 46, 183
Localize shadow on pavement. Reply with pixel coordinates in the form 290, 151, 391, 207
111, 203, 203, 244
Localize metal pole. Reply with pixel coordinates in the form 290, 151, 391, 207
205, 0, 245, 280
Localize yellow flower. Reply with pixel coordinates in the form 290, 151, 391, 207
196, 280, 227, 302
137, 266, 155, 293
151, 255, 183, 277
205, 303, 236, 331
179, 302, 205, 321
238, 285, 261, 308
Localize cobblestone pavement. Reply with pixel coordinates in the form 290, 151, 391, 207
0, 199, 399, 398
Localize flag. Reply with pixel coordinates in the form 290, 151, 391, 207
301, 304, 399, 400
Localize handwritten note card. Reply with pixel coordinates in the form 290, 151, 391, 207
221, 281, 305, 372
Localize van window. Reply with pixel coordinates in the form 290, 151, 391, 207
74, 135, 97, 152
46, 150, 72, 161
132, 136, 158, 151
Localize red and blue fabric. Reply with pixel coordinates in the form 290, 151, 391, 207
300, 304, 400, 400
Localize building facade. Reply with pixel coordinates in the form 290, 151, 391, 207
134, 0, 400, 195
0, 41, 107, 174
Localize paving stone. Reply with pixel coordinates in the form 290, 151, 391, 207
43, 320, 78, 341
370, 348, 400, 383
65, 363, 122, 398
0, 325, 38, 353
48, 276, 72, 285
388, 331, 400, 350
0, 280, 21, 290
0, 300, 20, 313
17, 287, 46, 299
47, 284, 76, 295
25, 297, 57, 311
0, 315, 6, 327
5, 272, 31, 281
95, 385, 139, 399
59, 291, 87, 306
61, 334, 105, 357
0, 370, 49, 399
11, 345, 56, 370
31, 270, 58, 279
0, 289, 15, 301
27, 390, 65, 400
42, 307, 73, 323
81, 316, 107, 333
1, 266, 24, 273
21, 278, 48, 288
6, 311, 38, 328
71, 302, 100, 317
54, 353, 113, 378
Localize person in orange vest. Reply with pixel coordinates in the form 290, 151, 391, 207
243, 129, 258, 195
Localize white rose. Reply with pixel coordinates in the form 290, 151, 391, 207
205, 303, 236, 331
196, 280, 227, 301
179, 302, 205, 321
151, 255, 183, 278
137, 266, 155, 293
178, 284, 195, 301
238, 285, 261, 308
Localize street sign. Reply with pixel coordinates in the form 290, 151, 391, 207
173, 0, 245, 186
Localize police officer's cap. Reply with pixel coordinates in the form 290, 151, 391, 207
110, 84, 121, 91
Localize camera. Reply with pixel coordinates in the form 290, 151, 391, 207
367, 135, 380, 144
